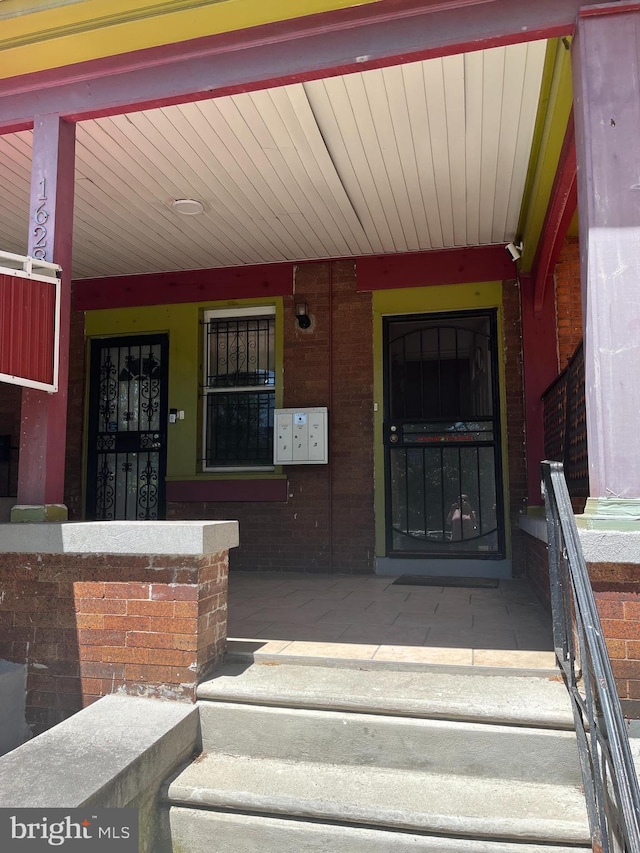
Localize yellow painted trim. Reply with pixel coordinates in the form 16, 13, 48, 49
84, 296, 284, 489
0, 0, 382, 79
372, 282, 512, 561
518, 38, 574, 272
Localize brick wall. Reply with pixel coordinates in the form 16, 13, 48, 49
522, 532, 552, 612
555, 237, 582, 367
64, 263, 525, 576
502, 280, 527, 575
0, 551, 228, 735
167, 260, 375, 574
590, 563, 640, 720
520, 533, 640, 718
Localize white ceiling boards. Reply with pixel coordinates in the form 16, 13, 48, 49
0, 40, 546, 279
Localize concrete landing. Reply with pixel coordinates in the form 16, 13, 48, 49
227, 572, 556, 670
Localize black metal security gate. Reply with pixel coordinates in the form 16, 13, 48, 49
86, 335, 168, 520
384, 311, 505, 559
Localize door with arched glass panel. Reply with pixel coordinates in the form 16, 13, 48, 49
384, 311, 504, 559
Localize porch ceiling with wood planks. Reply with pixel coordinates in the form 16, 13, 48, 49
0, 40, 546, 279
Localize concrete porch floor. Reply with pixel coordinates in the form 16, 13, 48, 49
227, 572, 557, 671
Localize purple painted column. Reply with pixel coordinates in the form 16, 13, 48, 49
16, 115, 76, 512
572, 7, 640, 517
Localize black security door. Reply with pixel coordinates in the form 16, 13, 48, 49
86, 335, 168, 520
384, 311, 505, 559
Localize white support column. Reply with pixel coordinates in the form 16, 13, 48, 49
572, 5, 640, 529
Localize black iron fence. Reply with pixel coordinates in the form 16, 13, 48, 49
542, 341, 589, 500
542, 461, 640, 853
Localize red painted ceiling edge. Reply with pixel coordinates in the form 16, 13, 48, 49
73, 262, 295, 311
1, 0, 576, 98
60, 29, 566, 125
73, 246, 515, 311
579, 1, 640, 18
0, 0, 584, 132
531, 110, 578, 314
357, 246, 515, 291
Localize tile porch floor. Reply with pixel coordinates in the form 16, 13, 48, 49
227, 572, 556, 670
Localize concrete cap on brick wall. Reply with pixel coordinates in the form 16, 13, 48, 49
0, 520, 239, 555
579, 530, 640, 564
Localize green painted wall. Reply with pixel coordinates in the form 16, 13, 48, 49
371, 282, 511, 558
84, 298, 284, 481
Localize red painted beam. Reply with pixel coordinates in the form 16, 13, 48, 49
73, 246, 515, 311
166, 478, 288, 503
532, 111, 578, 314
580, 1, 640, 18
520, 273, 559, 505
74, 263, 294, 311
0, 0, 587, 132
357, 246, 515, 291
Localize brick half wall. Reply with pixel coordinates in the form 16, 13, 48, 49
0, 551, 228, 735
522, 530, 640, 718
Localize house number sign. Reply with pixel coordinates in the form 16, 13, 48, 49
32, 177, 49, 261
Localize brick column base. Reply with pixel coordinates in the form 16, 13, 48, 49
0, 548, 229, 736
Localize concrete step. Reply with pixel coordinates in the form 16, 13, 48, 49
164, 659, 589, 851
167, 808, 591, 853
197, 701, 582, 785
165, 751, 590, 845
197, 660, 574, 728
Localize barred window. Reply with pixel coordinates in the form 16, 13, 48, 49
203, 307, 276, 469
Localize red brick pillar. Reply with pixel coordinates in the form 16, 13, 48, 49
0, 521, 238, 735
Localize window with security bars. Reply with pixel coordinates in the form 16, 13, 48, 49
203, 307, 276, 469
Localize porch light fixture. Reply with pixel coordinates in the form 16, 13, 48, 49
505, 241, 523, 261
171, 198, 204, 216
295, 302, 311, 329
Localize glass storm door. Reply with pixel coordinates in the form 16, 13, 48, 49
86, 335, 168, 520
384, 311, 505, 559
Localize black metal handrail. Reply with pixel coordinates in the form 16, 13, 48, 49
542, 461, 640, 853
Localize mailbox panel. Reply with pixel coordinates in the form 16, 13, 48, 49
274, 407, 328, 464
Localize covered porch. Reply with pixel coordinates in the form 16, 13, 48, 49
227, 571, 555, 670
0, 1, 639, 703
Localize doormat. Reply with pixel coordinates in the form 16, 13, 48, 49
392, 575, 499, 589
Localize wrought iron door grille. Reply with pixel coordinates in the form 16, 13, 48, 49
87, 336, 168, 521
384, 311, 504, 558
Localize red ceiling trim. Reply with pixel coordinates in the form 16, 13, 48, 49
73, 245, 516, 310
532, 111, 578, 314
0, 0, 586, 132
73, 263, 294, 311
356, 246, 515, 291
579, 2, 640, 18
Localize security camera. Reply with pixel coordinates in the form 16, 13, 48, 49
505, 242, 523, 262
